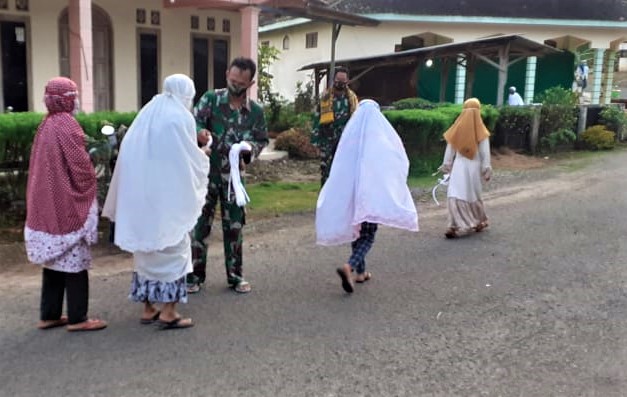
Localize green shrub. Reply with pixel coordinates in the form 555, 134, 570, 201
580, 125, 615, 150
541, 128, 577, 151
535, 86, 578, 106
494, 106, 536, 147
599, 106, 627, 140
392, 97, 442, 110
0, 111, 138, 214
274, 128, 319, 159
535, 87, 578, 152
383, 104, 499, 153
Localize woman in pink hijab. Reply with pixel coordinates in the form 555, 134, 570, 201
24, 77, 107, 332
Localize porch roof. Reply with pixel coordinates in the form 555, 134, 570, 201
164, 0, 379, 26
299, 34, 560, 72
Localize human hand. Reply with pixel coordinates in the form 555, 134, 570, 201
197, 129, 211, 145
483, 168, 492, 182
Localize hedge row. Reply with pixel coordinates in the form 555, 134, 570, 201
0, 111, 137, 168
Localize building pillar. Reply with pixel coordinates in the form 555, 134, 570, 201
68, 0, 93, 112
524, 56, 537, 104
590, 48, 605, 105
240, 6, 260, 101
454, 54, 466, 104
602, 50, 616, 105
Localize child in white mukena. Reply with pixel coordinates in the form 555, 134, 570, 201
315, 99, 419, 293
439, 98, 492, 239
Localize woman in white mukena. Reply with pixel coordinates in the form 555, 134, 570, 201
103, 74, 209, 330
316, 99, 419, 293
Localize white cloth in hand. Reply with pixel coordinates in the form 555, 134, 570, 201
228, 141, 252, 207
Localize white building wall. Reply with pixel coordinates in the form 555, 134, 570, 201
261, 19, 627, 101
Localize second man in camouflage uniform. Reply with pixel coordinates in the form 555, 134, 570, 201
311, 66, 359, 186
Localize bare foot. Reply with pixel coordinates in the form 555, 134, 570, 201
336, 263, 354, 293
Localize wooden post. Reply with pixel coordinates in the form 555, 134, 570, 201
577, 105, 588, 136
328, 23, 342, 88
496, 43, 511, 106
439, 58, 450, 103
465, 54, 476, 99
529, 105, 541, 154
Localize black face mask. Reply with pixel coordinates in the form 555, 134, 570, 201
334, 82, 346, 91
228, 82, 247, 97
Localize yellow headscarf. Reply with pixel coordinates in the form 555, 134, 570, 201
443, 98, 491, 159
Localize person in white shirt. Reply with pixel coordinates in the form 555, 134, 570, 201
508, 86, 525, 106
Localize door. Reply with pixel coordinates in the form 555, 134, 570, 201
139, 32, 159, 107
1, 22, 28, 112
192, 36, 210, 105
192, 36, 229, 104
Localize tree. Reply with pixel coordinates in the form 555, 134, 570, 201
257, 43, 280, 104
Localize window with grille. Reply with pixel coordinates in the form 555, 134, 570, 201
305, 32, 317, 49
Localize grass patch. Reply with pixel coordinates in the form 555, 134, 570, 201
247, 181, 320, 218
408, 175, 439, 189
246, 176, 435, 219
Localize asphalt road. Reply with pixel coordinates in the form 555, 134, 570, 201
2, 151, 627, 397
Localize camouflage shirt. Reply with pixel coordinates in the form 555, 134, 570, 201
194, 88, 269, 179
311, 90, 354, 149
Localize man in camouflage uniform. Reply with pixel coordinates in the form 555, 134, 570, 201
188, 57, 268, 294
311, 66, 359, 186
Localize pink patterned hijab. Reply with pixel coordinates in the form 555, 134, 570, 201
25, 77, 96, 235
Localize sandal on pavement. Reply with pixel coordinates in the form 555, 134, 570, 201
445, 228, 458, 239
336, 265, 354, 293
187, 283, 201, 294
355, 272, 372, 284
38, 316, 69, 330
474, 222, 488, 232
233, 280, 251, 294
158, 317, 194, 330
140, 311, 161, 325
66, 319, 108, 332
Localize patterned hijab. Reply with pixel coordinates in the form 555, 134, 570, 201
26, 77, 96, 235
443, 98, 491, 159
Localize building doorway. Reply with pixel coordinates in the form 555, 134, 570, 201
1, 21, 28, 112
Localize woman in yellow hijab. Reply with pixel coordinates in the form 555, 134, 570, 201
440, 98, 492, 238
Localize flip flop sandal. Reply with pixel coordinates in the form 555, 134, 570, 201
158, 317, 194, 330
187, 283, 201, 294
66, 318, 108, 332
336, 267, 354, 293
445, 229, 458, 239
38, 316, 69, 330
233, 280, 251, 294
140, 311, 161, 325
355, 272, 372, 284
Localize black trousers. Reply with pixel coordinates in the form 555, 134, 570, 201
40, 268, 89, 325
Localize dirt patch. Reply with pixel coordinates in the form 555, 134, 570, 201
246, 158, 320, 183
491, 147, 549, 170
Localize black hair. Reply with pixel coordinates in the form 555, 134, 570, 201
334, 66, 349, 78
229, 57, 257, 80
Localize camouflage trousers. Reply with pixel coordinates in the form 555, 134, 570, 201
319, 144, 336, 187
190, 176, 245, 286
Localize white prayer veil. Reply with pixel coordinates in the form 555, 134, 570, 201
102, 74, 210, 253
315, 99, 419, 246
